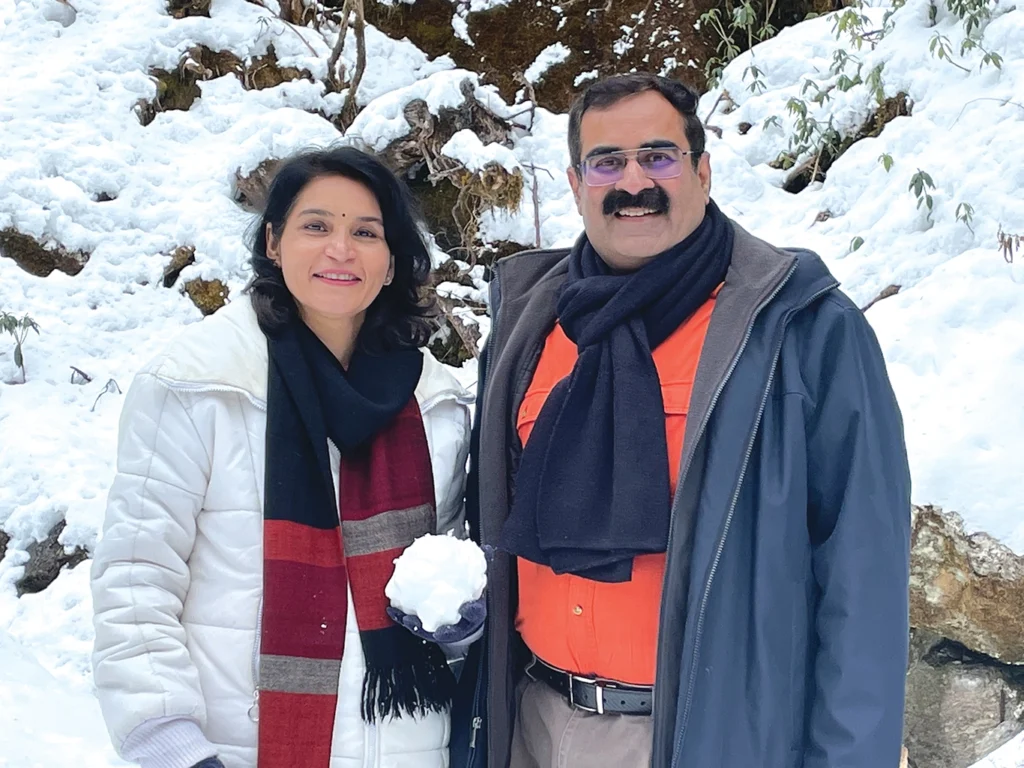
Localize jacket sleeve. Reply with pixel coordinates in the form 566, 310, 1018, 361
801, 298, 911, 768
91, 372, 218, 767
430, 397, 472, 537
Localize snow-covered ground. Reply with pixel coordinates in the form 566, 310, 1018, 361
1, 0, 1022, 764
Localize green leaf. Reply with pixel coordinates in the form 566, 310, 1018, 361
849, 236, 865, 253
879, 153, 894, 172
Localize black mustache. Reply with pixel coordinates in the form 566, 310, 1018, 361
602, 187, 670, 216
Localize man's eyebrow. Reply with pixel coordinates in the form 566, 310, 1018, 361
583, 139, 682, 160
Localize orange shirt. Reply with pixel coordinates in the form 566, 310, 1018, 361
515, 294, 717, 686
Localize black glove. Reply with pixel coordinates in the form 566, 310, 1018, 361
191, 759, 226, 768
387, 595, 486, 644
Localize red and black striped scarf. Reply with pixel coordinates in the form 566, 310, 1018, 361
258, 319, 454, 767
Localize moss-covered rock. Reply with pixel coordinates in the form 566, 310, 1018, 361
0, 228, 89, 277
184, 278, 229, 315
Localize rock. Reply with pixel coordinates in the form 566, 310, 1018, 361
904, 630, 1024, 768
16, 521, 89, 597
162, 245, 196, 288
233, 158, 284, 214
910, 505, 1024, 663
184, 278, 229, 316
0, 529, 8, 564
0, 228, 89, 277
167, 0, 210, 18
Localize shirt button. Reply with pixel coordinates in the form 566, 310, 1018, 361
572, 605, 583, 616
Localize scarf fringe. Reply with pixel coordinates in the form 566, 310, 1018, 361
361, 631, 456, 722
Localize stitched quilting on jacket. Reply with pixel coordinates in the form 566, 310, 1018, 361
91, 296, 472, 768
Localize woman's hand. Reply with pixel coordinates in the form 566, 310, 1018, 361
386, 596, 485, 645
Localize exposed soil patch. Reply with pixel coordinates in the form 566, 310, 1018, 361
168, 0, 210, 18
0, 228, 89, 277
16, 520, 89, 597
136, 45, 312, 126
366, 0, 818, 112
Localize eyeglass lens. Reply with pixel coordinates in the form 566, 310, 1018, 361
583, 148, 684, 185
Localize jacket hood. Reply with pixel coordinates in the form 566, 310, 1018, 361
140, 295, 468, 407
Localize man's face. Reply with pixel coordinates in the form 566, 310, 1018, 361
568, 91, 712, 272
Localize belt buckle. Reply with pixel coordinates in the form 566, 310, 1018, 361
568, 672, 605, 715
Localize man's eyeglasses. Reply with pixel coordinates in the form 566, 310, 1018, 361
578, 146, 697, 187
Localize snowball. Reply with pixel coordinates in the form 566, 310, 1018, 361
385, 534, 487, 632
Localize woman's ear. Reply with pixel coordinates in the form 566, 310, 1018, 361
266, 223, 281, 267
384, 254, 395, 286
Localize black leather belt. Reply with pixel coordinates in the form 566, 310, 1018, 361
525, 655, 653, 716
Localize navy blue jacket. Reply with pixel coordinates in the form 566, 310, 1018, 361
454, 222, 911, 768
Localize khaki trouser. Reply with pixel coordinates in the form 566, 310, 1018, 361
510, 677, 654, 768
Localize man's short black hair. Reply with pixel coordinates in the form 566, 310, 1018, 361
567, 74, 705, 171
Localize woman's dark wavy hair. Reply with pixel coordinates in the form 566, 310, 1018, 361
246, 145, 436, 353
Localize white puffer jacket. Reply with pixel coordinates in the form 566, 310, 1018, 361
91, 297, 472, 768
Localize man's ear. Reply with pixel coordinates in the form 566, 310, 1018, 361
698, 152, 712, 201
265, 223, 280, 265
567, 166, 583, 215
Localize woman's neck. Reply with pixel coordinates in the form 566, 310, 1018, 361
300, 309, 363, 368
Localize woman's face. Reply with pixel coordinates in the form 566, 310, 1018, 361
267, 175, 394, 336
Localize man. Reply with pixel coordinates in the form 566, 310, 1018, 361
452, 73, 911, 768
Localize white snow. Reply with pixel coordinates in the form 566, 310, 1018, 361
0, 628, 129, 768
523, 42, 571, 85
385, 533, 487, 632
441, 128, 522, 173
1, 0, 1022, 764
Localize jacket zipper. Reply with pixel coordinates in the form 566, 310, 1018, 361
364, 721, 378, 768
464, 274, 503, 768
669, 272, 839, 767
249, 598, 263, 722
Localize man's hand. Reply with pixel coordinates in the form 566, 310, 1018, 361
387, 596, 486, 644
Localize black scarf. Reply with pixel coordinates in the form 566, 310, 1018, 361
499, 201, 733, 583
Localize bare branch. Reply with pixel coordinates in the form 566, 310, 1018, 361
340, 0, 367, 124
327, 0, 353, 92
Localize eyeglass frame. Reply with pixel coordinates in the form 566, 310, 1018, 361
575, 144, 700, 187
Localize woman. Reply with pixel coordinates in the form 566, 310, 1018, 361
91, 147, 472, 768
